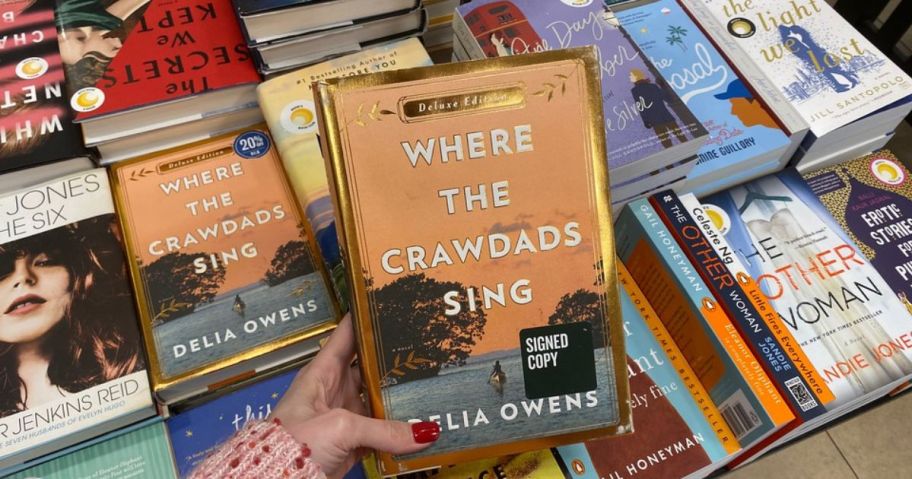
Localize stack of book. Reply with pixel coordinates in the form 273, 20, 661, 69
609, 0, 798, 196
680, 0, 912, 172
232, 0, 428, 75
420, 0, 468, 62
55, 0, 263, 165
453, 0, 709, 208
3, 0, 912, 477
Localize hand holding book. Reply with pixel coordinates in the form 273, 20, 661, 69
269, 315, 441, 476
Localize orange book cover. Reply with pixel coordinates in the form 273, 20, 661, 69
315, 48, 630, 475
110, 127, 339, 402
617, 262, 740, 455
616, 199, 791, 449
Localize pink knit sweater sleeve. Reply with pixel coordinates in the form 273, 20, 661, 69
188, 418, 326, 479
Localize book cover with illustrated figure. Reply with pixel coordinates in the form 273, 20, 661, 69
6, 421, 177, 478
55, 0, 260, 122
803, 150, 912, 315
257, 38, 432, 309
110, 126, 339, 402
453, 0, 707, 183
651, 190, 831, 423
0, 169, 154, 469
0, 0, 92, 172
315, 48, 630, 474
555, 262, 740, 479
702, 169, 912, 413
615, 199, 791, 447
611, 0, 790, 193
680, 0, 912, 137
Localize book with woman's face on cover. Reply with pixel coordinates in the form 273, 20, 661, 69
316, 47, 631, 474
0, 168, 153, 470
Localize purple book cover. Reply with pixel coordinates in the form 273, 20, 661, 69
456, 0, 706, 173
803, 151, 912, 314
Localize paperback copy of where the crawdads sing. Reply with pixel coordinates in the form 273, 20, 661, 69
111, 127, 338, 402
315, 48, 631, 474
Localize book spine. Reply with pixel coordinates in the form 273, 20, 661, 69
678, 194, 836, 407
619, 201, 775, 444
676, 0, 808, 137
617, 264, 741, 455
651, 192, 826, 423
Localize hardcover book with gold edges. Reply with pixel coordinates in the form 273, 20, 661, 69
110, 126, 339, 404
315, 47, 631, 475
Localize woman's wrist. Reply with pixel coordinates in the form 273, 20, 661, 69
190, 418, 325, 479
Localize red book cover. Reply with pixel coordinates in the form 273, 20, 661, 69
55, 0, 259, 121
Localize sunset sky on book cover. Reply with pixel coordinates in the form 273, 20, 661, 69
316, 49, 629, 473
111, 128, 336, 385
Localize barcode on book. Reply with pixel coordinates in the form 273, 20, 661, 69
719, 390, 762, 440
785, 376, 818, 412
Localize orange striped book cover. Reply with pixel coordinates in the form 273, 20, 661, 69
616, 199, 792, 449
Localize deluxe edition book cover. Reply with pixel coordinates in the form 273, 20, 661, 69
315, 48, 631, 474
257, 38, 433, 308
453, 0, 707, 184
110, 127, 338, 402
0, 169, 154, 469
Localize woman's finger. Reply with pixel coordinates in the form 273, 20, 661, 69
311, 314, 358, 373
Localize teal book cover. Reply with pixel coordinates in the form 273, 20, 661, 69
556, 279, 733, 479
6, 422, 176, 478
615, 199, 778, 446
612, 0, 789, 189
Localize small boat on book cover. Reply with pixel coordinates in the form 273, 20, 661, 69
233, 295, 247, 316
489, 361, 506, 396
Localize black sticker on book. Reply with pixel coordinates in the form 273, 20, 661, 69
519, 322, 596, 400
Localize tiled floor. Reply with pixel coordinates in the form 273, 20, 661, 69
723, 122, 912, 479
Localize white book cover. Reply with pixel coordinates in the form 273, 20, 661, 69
681, 0, 912, 137
701, 170, 912, 410
0, 169, 152, 467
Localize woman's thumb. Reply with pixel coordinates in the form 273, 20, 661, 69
334, 410, 440, 455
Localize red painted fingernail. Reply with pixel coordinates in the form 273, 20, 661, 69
412, 421, 440, 444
